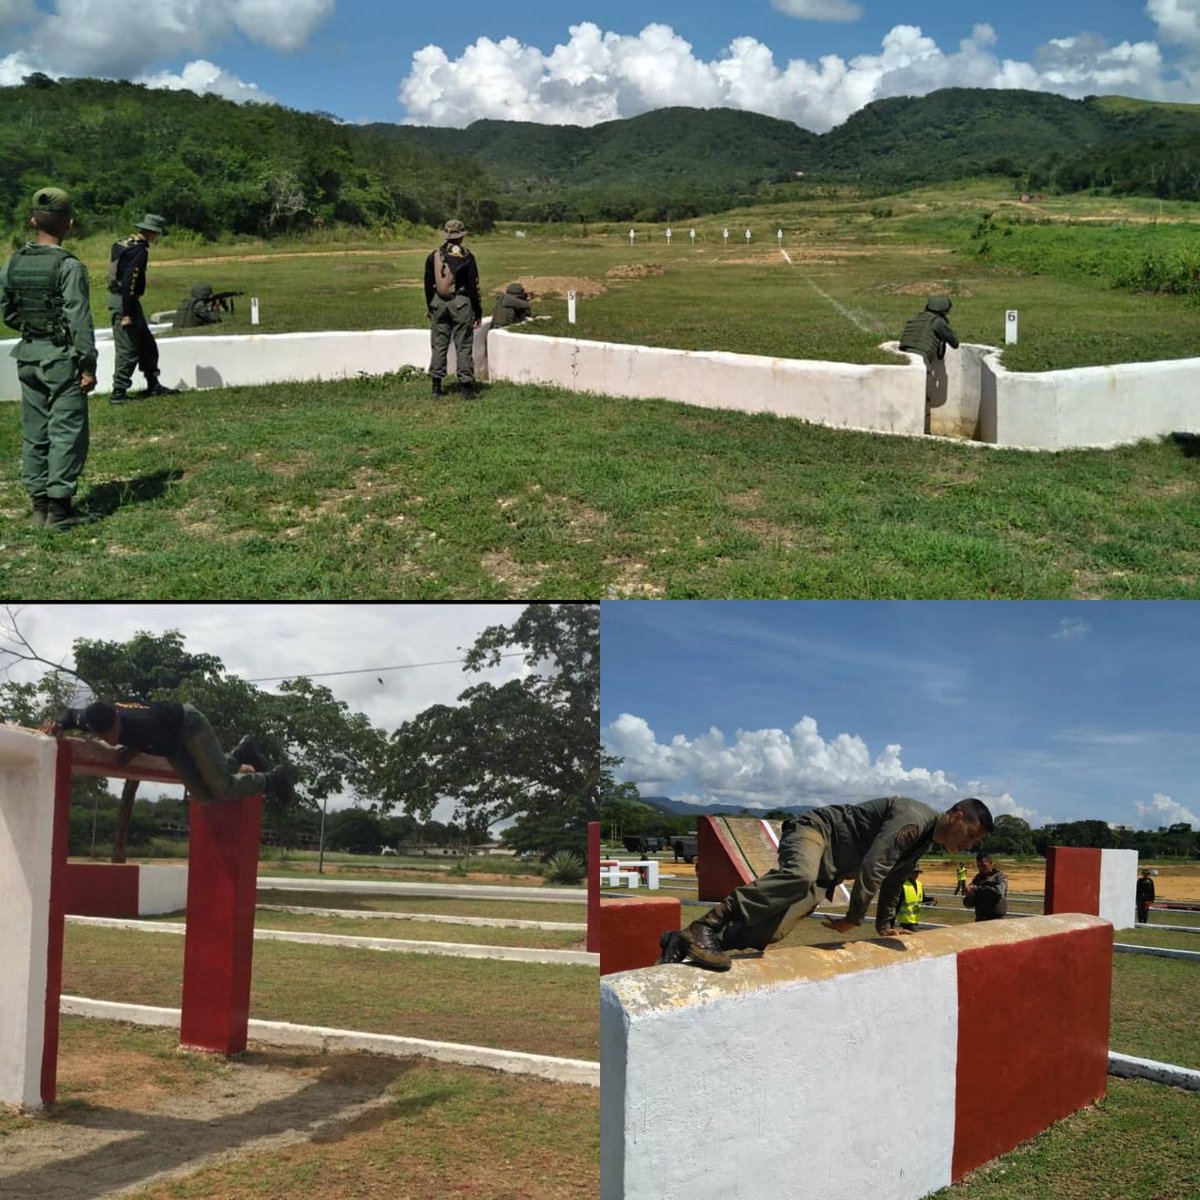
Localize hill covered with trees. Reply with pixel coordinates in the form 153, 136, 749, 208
5, 77, 1200, 239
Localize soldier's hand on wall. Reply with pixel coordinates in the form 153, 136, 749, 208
822, 917, 857, 933
37, 720, 62, 736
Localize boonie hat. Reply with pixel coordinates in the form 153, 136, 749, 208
136, 213, 168, 235
443, 218, 467, 239
31, 186, 72, 213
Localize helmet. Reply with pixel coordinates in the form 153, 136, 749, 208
191, 282, 214, 300
505, 282, 528, 296
926, 296, 952, 314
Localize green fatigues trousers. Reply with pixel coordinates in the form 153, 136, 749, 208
170, 704, 267, 804
721, 818, 829, 950
428, 294, 475, 383
19, 356, 89, 500
110, 302, 160, 394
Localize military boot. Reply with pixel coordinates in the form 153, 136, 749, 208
431, 377, 443, 398
46, 497, 85, 530
681, 897, 739, 971
30, 495, 49, 526
142, 379, 180, 397
109, 390, 134, 405
657, 929, 689, 965
265, 763, 300, 809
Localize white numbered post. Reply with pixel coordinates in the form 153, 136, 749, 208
250, 297, 260, 326
665, 228, 672, 244
689, 228, 696, 244
723, 228, 729, 244
629, 228, 636, 245
567, 290, 577, 325
745, 228, 752, 242
777, 228, 783, 244
1005, 309, 1018, 345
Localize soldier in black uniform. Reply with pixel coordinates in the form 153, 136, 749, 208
660, 796, 993, 971
40, 700, 299, 808
424, 218, 482, 400
107, 214, 180, 404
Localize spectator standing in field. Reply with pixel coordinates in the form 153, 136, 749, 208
0, 187, 96, 530
107, 213, 179, 404
897, 864, 926, 933
424, 219, 482, 400
1136, 869, 1156, 924
954, 861, 968, 895
658, 796, 993, 971
963, 852, 1008, 922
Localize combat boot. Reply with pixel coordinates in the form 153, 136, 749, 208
46, 497, 86, 530
265, 763, 300, 809
657, 929, 689, 965
30, 495, 49, 526
681, 897, 739, 971
231, 736, 271, 772
431, 377, 443, 398
460, 380, 481, 401
142, 379, 180, 397
109, 390, 134, 405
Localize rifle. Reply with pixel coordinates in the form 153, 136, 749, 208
209, 290, 245, 315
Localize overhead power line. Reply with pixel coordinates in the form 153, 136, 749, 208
244, 651, 528, 685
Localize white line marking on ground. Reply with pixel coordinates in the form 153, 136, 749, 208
779, 248, 887, 335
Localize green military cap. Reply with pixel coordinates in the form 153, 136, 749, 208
136, 213, 168, 234
443, 218, 467, 239
31, 186, 72, 214
505, 281, 527, 296
926, 296, 952, 313
191, 281, 214, 299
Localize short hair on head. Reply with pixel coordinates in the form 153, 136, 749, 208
951, 797, 994, 834
976, 850, 994, 864
31, 209, 71, 238
82, 700, 117, 733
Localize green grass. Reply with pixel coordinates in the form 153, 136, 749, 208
254, 889, 586, 924
64, 924, 598, 1061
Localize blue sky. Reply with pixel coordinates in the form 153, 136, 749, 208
2, 2, 1197, 130
600, 601, 1200, 830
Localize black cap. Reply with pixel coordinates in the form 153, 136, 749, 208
82, 701, 117, 732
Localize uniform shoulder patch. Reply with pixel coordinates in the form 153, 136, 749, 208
894, 824, 921, 853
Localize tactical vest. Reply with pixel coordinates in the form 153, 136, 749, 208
6, 245, 69, 344
898, 878, 924, 927
108, 235, 141, 293
898, 311, 942, 363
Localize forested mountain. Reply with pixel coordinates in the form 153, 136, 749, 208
4, 76, 1200, 240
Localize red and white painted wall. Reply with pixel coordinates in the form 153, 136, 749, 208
1044, 846, 1138, 930
601, 914, 1112, 1200
65, 862, 189, 918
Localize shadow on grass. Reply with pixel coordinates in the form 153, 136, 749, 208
83, 468, 184, 518
1169, 432, 1200, 459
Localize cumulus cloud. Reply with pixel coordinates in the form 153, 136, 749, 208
0, 0, 331, 83
771, 0, 863, 21
1147, 0, 1200, 48
397, 20, 1177, 131
1051, 617, 1091, 640
1133, 792, 1199, 828
138, 58, 272, 104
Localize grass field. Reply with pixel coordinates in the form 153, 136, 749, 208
4, 181, 1200, 599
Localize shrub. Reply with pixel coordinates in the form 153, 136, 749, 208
544, 850, 585, 886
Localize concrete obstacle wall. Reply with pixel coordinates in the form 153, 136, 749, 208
601, 914, 1112, 1200
0, 725, 60, 1109
599, 895, 681, 976
65, 862, 188, 917
1044, 846, 1138, 930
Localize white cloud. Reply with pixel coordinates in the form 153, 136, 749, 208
770, 0, 863, 22
1133, 792, 1199, 828
0, 0, 331, 83
1147, 0, 1200, 48
1051, 617, 1091, 640
397, 21, 1177, 132
138, 58, 272, 103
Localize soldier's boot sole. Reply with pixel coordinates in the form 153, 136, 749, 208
657, 930, 689, 965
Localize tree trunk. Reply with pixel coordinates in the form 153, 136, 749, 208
111, 777, 140, 863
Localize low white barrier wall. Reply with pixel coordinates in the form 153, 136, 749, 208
138, 864, 188, 915
488, 329, 927, 436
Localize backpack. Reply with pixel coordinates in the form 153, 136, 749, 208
433, 248, 458, 300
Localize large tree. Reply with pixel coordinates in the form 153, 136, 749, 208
379, 604, 599, 855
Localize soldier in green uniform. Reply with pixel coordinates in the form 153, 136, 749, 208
172, 281, 223, 329
0, 186, 97, 529
107, 213, 179, 404
898, 296, 959, 367
424, 218, 482, 399
659, 796, 993, 971
490, 281, 532, 329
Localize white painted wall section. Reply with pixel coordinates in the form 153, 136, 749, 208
0, 726, 57, 1109
601, 951, 958, 1200
1098, 849, 1138, 931
137, 864, 188, 915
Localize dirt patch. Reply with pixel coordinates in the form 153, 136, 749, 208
163, 249, 425, 269
480, 548, 546, 592
512, 275, 605, 298
604, 555, 666, 599
734, 517, 799, 548
604, 263, 665, 280
371, 279, 425, 291
880, 280, 975, 298
727, 489, 762, 511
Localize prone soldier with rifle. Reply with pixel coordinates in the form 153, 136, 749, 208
172, 282, 245, 329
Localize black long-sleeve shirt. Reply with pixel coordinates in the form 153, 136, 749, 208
423, 242, 482, 321
108, 234, 151, 318
60, 701, 186, 757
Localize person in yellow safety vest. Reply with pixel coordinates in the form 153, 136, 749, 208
954, 861, 968, 895
897, 864, 925, 933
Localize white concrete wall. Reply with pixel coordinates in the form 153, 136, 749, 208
1098, 849, 1138, 931
0, 726, 57, 1109
489, 330, 927, 436
137, 864, 188, 915
601, 951, 959, 1200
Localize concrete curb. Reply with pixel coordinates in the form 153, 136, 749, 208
66, 915, 597, 966
257, 877, 586, 904
1113, 943, 1200, 962
258, 903, 587, 931
1108, 1052, 1200, 1091
60, 996, 599, 1087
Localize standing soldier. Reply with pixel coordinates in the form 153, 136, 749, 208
897, 864, 926, 933
954, 860, 968, 895
1135, 868, 1155, 924
107, 213, 179, 404
963, 852, 1008, 922
0, 187, 97, 529
424, 218, 482, 400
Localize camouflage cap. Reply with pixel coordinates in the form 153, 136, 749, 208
31, 186, 72, 214
136, 213, 168, 235
926, 296, 952, 313
443, 218, 467, 239
191, 281, 214, 299
505, 281, 527, 296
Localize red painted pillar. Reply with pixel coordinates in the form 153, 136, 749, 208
179, 793, 262, 1053
40, 741, 75, 1103
587, 821, 600, 953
